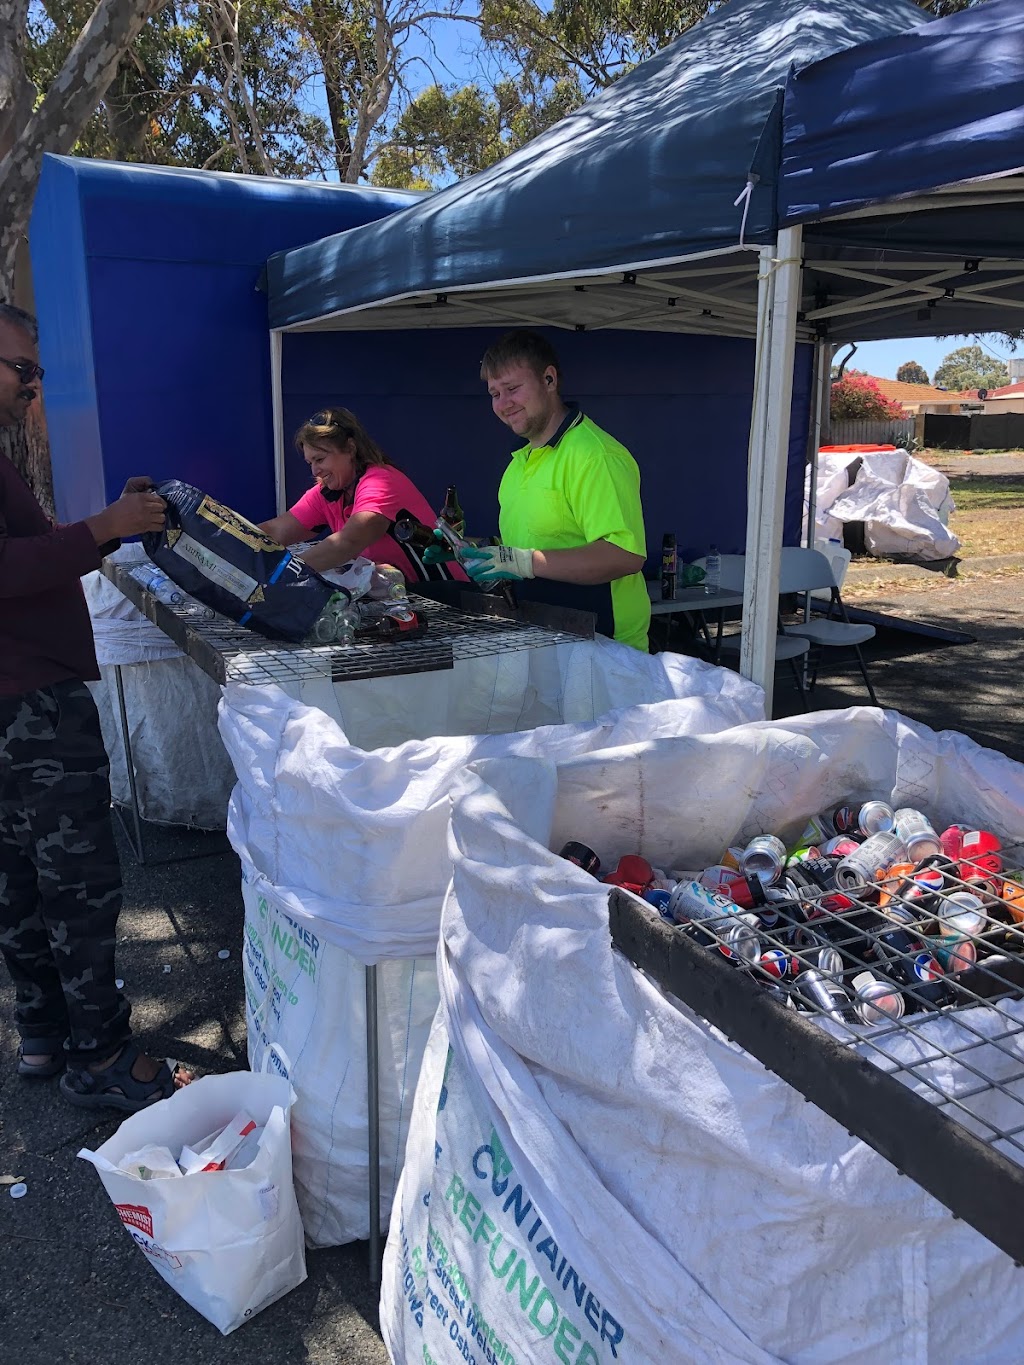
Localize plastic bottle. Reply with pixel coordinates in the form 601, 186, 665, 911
704, 544, 721, 596
129, 564, 185, 605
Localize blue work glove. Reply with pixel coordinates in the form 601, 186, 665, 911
422, 529, 457, 566
460, 544, 536, 583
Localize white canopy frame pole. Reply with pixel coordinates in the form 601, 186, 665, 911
804, 336, 831, 553
800, 335, 833, 688
739, 245, 778, 697
808, 335, 835, 576
740, 226, 804, 714
270, 329, 286, 514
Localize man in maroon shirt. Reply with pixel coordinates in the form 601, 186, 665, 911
0, 303, 187, 1109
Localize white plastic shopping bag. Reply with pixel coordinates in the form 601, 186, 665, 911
79, 1049, 306, 1334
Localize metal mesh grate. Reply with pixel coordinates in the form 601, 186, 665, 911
609, 862, 1024, 1265
721, 860, 1024, 1163
103, 562, 584, 685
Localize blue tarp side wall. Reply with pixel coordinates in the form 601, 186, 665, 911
281, 329, 813, 568
266, 0, 925, 330
29, 161, 104, 527
29, 156, 416, 523
780, 0, 1024, 227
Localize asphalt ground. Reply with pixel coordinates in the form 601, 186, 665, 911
770, 570, 1024, 764
0, 820, 389, 1365
3, 527, 1022, 1364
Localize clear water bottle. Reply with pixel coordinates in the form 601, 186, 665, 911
704, 544, 721, 596
312, 594, 358, 645
129, 563, 185, 605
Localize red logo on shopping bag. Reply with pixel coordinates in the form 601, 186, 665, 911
115, 1204, 154, 1238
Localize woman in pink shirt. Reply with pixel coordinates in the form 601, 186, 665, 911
259, 407, 465, 583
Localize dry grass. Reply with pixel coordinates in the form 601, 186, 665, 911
918, 448, 1024, 463
951, 507, 1024, 558
949, 475, 1024, 557
843, 563, 1024, 599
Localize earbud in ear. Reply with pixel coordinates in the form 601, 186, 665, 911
546, 376, 553, 386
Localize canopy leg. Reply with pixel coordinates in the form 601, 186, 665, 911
741, 226, 804, 716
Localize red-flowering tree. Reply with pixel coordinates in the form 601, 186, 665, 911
830, 373, 906, 420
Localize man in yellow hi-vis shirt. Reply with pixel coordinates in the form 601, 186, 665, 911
436, 330, 651, 652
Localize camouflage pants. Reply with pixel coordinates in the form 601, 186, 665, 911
0, 679, 131, 1063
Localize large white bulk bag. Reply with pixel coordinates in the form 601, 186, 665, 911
220, 658, 763, 1245
382, 708, 1024, 1363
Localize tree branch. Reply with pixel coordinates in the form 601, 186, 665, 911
0, 0, 172, 292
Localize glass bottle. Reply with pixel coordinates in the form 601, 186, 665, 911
393, 510, 437, 551
439, 485, 465, 536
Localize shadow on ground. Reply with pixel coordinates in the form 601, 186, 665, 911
0, 823, 388, 1365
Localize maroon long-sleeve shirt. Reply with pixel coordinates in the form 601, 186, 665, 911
1, 454, 104, 697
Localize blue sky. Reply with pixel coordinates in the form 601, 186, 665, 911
835, 334, 1017, 383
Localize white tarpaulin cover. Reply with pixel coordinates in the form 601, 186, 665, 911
83, 548, 235, 828
381, 707, 1024, 1364
218, 656, 763, 1245
807, 449, 959, 562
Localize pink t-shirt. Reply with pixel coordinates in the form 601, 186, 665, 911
289, 464, 466, 583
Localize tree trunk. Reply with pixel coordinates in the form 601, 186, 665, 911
0, 0, 171, 294
1, 0, 171, 510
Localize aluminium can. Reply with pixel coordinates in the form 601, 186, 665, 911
936, 890, 986, 940
667, 880, 738, 926
857, 800, 897, 838
893, 808, 942, 862
851, 971, 906, 1025
834, 831, 907, 891
739, 834, 787, 885
794, 969, 851, 1022
558, 841, 601, 877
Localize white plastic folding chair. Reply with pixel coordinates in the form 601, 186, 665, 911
779, 547, 878, 705
694, 554, 811, 707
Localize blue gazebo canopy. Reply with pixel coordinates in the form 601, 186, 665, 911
266, 0, 926, 334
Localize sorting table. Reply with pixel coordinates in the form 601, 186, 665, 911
101, 558, 591, 1276
647, 582, 745, 662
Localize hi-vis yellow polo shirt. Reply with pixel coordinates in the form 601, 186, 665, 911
497, 409, 650, 651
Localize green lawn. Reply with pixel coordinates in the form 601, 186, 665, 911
948, 475, 1024, 512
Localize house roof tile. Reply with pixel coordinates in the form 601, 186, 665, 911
866, 376, 972, 404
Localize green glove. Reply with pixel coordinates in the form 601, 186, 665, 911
460, 544, 536, 583
422, 530, 457, 566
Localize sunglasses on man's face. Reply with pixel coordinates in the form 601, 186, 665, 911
0, 357, 44, 384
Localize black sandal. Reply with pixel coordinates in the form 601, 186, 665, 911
17, 1038, 66, 1079
59, 1042, 177, 1113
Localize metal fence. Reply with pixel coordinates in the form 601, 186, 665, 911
829, 418, 917, 447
